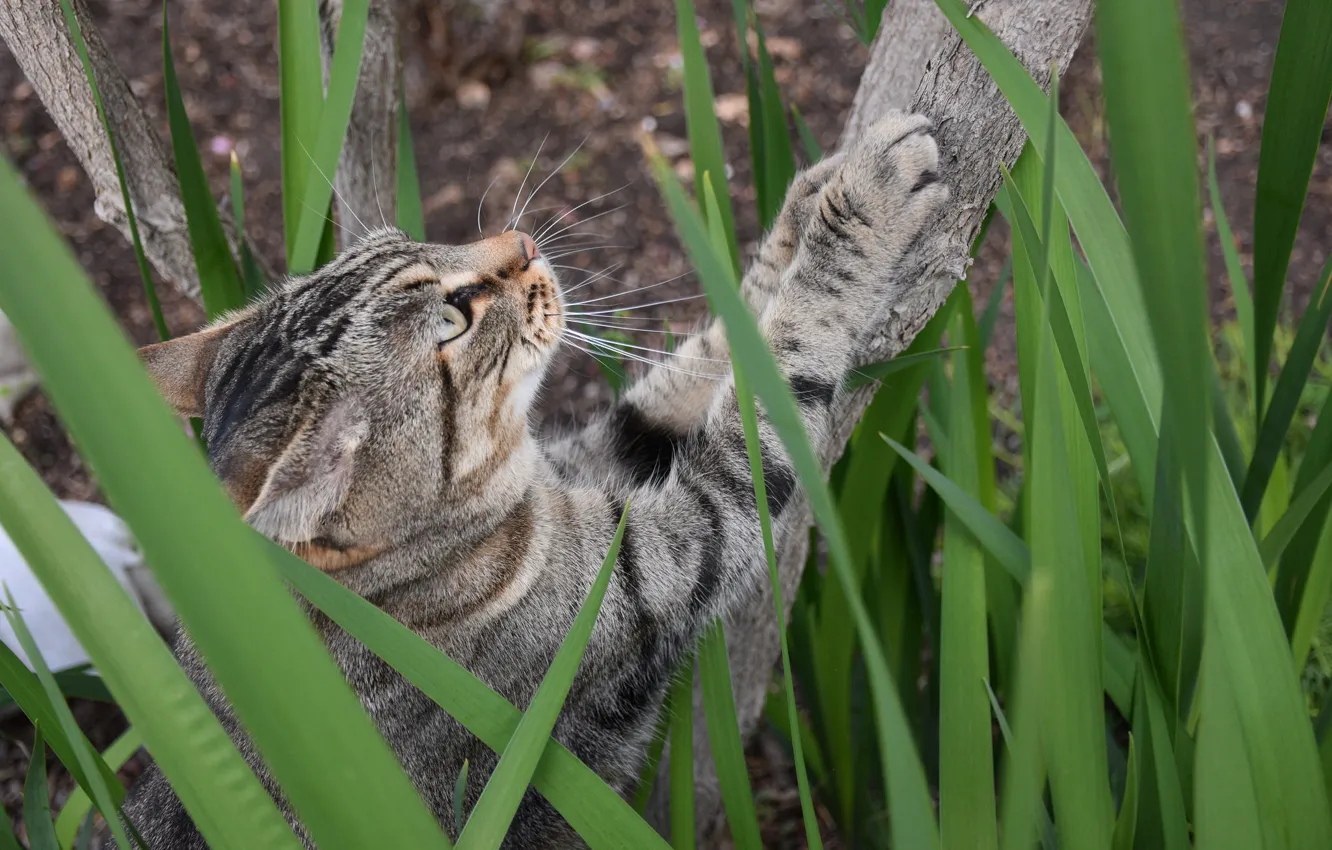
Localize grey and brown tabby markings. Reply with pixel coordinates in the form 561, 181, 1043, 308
123, 112, 946, 848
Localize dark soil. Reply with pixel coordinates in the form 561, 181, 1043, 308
0, 0, 1327, 845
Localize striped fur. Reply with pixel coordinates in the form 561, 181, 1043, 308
123, 112, 946, 848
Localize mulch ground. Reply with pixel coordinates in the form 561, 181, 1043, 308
0, 0, 1326, 845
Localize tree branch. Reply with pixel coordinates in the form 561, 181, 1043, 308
0, 0, 260, 305
670, 0, 1093, 841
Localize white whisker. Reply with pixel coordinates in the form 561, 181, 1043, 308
565, 293, 706, 314
298, 137, 367, 237
565, 329, 729, 363
514, 135, 590, 233
562, 272, 693, 305
508, 132, 549, 233
571, 318, 692, 337
567, 333, 727, 379
537, 202, 629, 247
477, 174, 500, 236
533, 184, 630, 243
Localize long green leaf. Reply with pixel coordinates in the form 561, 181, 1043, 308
0, 641, 120, 804
55, 727, 143, 850
675, 0, 739, 270
23, 725, 59, 850
1241, 260, 1332, 519
267, 539, 670, 850
289, 0, 370, 272
648, 146, 940, 850
163, 7, 245, 318
753, 26, 795, 230
57, 0, 167, 340
1284, 386, 1332, 661
848, 347, 964, 389
1259, 461, 1332, 568
0, 786, 18, 850
229, 153, 266, 299
396, 91, 426, 242
5, 602, 130, 850
456, 506, 627, 849
883, 436, 1029, 583
937, 311, 998, 850
1251, 0, 1332, 414
0, 159, 447, 850
669, 658, 695, 850
1209, 140, 1255, 409
1026, 239, 1111, 850
697, 623, 762, 850
278, 0, 326, 264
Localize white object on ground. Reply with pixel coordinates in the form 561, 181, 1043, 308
0, 310, 36, 424
0, 501, 175, 672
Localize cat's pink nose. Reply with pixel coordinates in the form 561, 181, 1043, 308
517, 231, 539, 261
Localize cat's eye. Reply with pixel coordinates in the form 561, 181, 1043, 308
438, 303, 469, 345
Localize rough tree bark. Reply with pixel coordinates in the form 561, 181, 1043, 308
1, 0, 1093, 843
673, 0, 1093, 842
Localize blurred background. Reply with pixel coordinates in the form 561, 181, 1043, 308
1, 0, 1329, 843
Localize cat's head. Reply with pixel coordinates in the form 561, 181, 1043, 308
139, 228, 562, 562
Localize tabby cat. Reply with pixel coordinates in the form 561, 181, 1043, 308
122, 111, 946, 848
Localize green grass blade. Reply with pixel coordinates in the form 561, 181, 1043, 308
0, 432, 299, 850
5, 602, 130, 850
848, 347, 963, 389
937, 313, 998, 850
453, 760, 470, 838
396, 91, 426, 241
1000, 165, 1119, 543
0, 640, 120, 804
669, 658, 695, 850
977, 256, 1011, 353
1250, 0, 1332, 415
648, 147, 939, 850
1209, 139, 1255, 409
675, 0, 739, 270
633, 711, 669, 813
700, 175, 816, 848
267, 540, 670, 850
55, 727, 142, 850
754, 27, 795, 230
0, 159, 447, 850
57, 0, 167, 340
985, 679, 1056, 850
456, 506, 627, 849
791, 103, 823, 162
22, 725, 59, 850
883, 435, 1029, 584
229, 153, 266, 298
1282, 385, 1332, 655
697, 623, 763, 850
289, 0, 370, 273
278, 0, 326, 264
1291, 514, 1332, 672
1259, 461, 1332, 568
163, 7, 245, 318
0, 792, 18, 850
1129, 663, 1190, 850
1241, 260, 1332, 519
1097, 0, 1210, 569
1026, 260, 1111, 850
997, 571, 1050, 850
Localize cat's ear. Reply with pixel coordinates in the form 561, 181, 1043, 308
138, 318, 246, 418
244, 396, 367, 543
